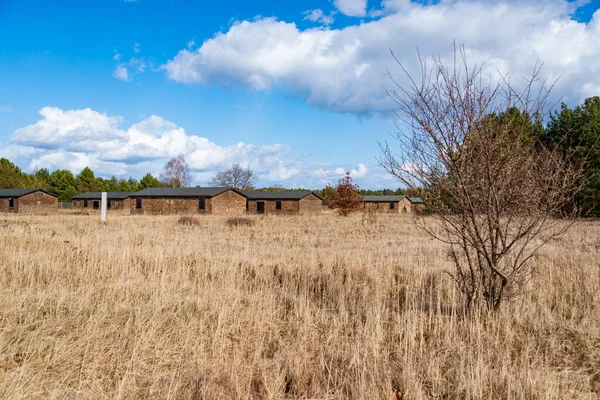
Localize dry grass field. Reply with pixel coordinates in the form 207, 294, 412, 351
0, 213, 599, 399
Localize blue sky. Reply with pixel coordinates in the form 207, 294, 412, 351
1, 0, 599, 189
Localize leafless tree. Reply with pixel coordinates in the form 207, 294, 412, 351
379, 44, 583, 310
210, 164, 257, 190
160, 154, 191, 188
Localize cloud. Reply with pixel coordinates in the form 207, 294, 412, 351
163, 0, 600, 115
2, 106, 377, 188
303, 9, 335, 25
113, 65, 130, 81
112, 45, 146, 81
0, 105, 12, 113
334, 0, 368, 17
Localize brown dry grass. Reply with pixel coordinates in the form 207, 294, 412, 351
0, 213, 598, 399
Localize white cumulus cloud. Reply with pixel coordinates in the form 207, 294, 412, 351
2, 107, 378, 188
303, 9, 335, 25
334, 0, 368, 17
162, 0, 600, 115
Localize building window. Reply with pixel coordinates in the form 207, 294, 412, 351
8, 198, 14, 208
199, 198, 206, 211
83, 200, 88, 208
136, 198, 142, 209
390, 202, 395, 210
93, 200, 99, 210
275, 200, 282, 210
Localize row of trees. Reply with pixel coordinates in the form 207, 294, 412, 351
0, 159, 164, 201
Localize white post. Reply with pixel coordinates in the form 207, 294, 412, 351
101, 192, 107, 221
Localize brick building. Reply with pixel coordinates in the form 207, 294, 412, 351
130, 187, 247, 215
244, 191, 323, 215
400, 196, 425, 214
0, 189, 58, 214
362, 195, 424, 214
72, 192, 133, 211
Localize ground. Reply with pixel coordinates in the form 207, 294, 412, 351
0, 213, 599, 399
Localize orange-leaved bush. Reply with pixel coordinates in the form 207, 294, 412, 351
324, 172, 362, 216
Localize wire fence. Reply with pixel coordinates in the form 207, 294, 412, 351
58, 202, 72, 209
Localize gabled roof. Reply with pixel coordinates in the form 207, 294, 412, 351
72, 192, 134, 200
129, 187, 243, 198
243, 190, 323, 201
0, 188, 58, 198
362, 195, 406, 202
407, 197, 424, 203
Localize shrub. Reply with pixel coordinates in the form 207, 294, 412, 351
178, 216, 200, 226
226, 217, 256, 228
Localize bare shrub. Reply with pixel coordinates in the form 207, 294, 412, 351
178, 216, 200, 226
379, 43, 583, 310
226, 217, 256, 228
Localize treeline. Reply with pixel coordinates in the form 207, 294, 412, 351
541, 97, 600, 217
0, 161, 162, 201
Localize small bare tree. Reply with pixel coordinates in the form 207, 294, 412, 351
324, 172, 363, 216
210, 163, 257, 190
379, 44, 582, 310
160, 154, 191, 188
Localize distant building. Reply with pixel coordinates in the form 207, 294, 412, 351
129, 187, 247, 215
72, 192, 133, 211
0, 189, 58, 214
244, 191, 323, 215
362, 195, 424, 214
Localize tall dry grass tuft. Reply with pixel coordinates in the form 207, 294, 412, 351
226, 217, 256, 228
178, 216, 200, 226
0, 213, 598, 399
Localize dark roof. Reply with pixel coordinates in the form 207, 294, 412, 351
243, 190, 323, 201
407, 197, 424, 203
0, 188, 58, 198
72, 192, 133, 200
362, 195, 406, 202
129, 187, 242, 198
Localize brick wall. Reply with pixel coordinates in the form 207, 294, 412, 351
14, 191, 58, 214
247, 199, 300, 215
130, 190, 245, 215
299, 194, 322, 214
130, 197, 201, 215
363, 201, 401, 213
74, 198, 131, 210
211, 191, 246, 215
0, 198, 15, 213
399, 198, 413, 214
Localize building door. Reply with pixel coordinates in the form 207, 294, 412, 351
93, 200, 99, 210
256, 201, 265, 214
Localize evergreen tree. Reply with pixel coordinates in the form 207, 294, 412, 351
48, 169, 77, 201
0, 158, 25, 188
75, 167, 102, 193
139, 173, 162, 189
542, 96, 600, 216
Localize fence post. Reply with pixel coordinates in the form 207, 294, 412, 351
101, 192, 107, 221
